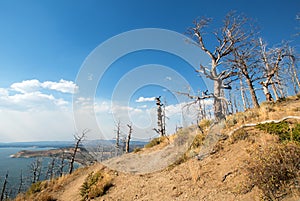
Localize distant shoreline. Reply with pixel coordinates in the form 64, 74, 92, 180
11, 147, 96, 166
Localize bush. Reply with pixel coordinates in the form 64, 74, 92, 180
80, 171, 113, 201
144, 136, 167, 148
27, 181, 43, 195
230, 128, 249, 144
246, 143, 300, 200
198, 119, 212, 129
190, 134, 205, 149
256, 121, 300, 143
133, 147, 142, 153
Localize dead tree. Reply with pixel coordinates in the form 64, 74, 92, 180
69, 129, 89, 174
58, 151, 66, 177
154, 96, 165, 136
0, 171, 8, 201
46, 157, 56, 180
115, 120, 121, 149
125, 124, 133, 153
258, 38, 287, 101
230, 41, 261, 108
17, 170, 23, 194
286, 46, 300, 94
178, 89, 213, 119
188, 12, 250, 121
29, 158, 42, 183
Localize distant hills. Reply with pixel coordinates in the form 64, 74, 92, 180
0, 140, 148, 149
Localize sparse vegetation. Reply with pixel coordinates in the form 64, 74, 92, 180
27, 181, 43, 195
246, 143, 300, 200
198, 119, 212, 130
133, 147, 142, 153
230, 128, 249, 144
80, 171, 113, 201
144, 136, 167, 148
256, 121, 300, 143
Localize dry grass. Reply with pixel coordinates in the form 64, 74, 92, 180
224, 95, 300, 135
246, 142, 300, 200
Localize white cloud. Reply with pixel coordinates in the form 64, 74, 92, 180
138, 104, 148, 109
11, 79, 41, 93
42, 79, 78, 94
135, 96, 156, 103
0, 79, 78, 111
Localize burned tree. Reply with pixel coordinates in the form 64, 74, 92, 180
125, 123, 133, 153
46, 157, 56, 180
286, 46, 300, 94
58, 150, 66, 177
115, 120, 121, 149
154, 96, 165, 137
29, 158, 42, 183
188, 12, 251, 121
17, 170, 23, 194
230, 39, 261, 108
258, 38, 287, 101
69, 129, 89, 174
0, 171, 8, 201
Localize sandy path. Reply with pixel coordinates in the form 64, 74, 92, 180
102, 128, 198, 174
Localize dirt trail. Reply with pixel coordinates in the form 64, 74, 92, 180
102, 128, 198, 174
58, 165, 100, 201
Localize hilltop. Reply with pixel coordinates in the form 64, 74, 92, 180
15, 95, 300, 201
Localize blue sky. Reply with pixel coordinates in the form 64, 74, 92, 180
0, 0, 299, 142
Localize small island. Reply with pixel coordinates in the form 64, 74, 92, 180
11, 147, 96, 166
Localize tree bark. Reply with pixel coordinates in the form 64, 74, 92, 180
271, 82, 279, 101
244, 74, 260, 108
126, 124, 132, 153
214, 79, 225, 121
69, 129, 88, 174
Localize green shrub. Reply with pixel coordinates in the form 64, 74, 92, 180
256, 121, 300, 143
246, 143, 300, 200
80, 171, 113, 201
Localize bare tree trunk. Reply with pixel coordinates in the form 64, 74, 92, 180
239, 75, 247, 111
261, 82, 273, 101
126, 124, 132, 153
288, 52, 300, 94
214, 79, 225, 121
228, 89, 234, 114
30, 158, 42, 183
271, 82, 279, 101
59, 151, 65, 177
244, 75, 260, 108
155, 96, 165, 136
17, 170, 23, 194
233, 94, 239, 113
1, 171, 8, 201
46, 157, 56, 180
115, 120, 120, 149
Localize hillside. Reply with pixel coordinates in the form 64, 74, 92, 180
15, 96, 300, 201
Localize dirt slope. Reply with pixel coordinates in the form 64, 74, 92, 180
16, 97, 300, 201
102, 127, 197, 174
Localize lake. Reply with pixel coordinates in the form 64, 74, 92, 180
0, 147, 75, 198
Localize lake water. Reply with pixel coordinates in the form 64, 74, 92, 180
0, 147, 75, 198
